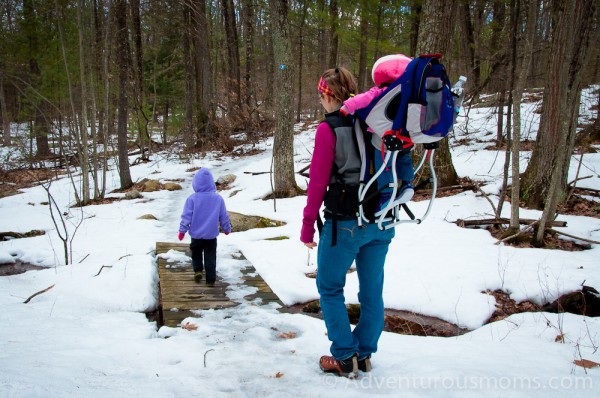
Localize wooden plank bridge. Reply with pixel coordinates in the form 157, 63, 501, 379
156, 242, 283, 327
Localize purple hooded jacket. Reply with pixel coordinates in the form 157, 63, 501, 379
179, 168, 231, 239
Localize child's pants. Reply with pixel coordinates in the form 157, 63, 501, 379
190, 238, 217, 283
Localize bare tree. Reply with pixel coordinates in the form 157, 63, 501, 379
115, 0, 133, 189
521, 0, 597, 245
0, 75, 10, 146
328, 0, 339, 68
508, 0, 538, 232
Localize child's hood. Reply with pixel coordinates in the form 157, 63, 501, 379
192, 168, 216, 193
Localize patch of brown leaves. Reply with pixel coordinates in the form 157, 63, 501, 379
0, 168, 65, 199
484, 289, 539, 324
558, 193, 600, 219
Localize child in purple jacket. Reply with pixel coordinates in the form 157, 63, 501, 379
178, 168, 231, 286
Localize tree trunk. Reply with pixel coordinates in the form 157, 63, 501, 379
328, 0, 339, 68
509, 0, 538, 231
414, 0, 459, 187
358, 0, 369, 93
317, 0, 327, 73
522, 0, 596, 213
519, 0, 597, 245
115, 0, 132, 189
242, 0, 256, 120
193, 0, 213, 144
130, 0, 149, 156
0, 76, 11, 146
182, 2, 195, 148
221, 0, 242, 115
269, 0, 298, 197
409, 0, 421, 57
295, 0, 308, 123
76, 0, 90, 204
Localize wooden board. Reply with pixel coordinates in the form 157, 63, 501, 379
155, 242, 283, 327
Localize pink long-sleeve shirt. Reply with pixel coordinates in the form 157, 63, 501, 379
300, 121, 336, 243
340, 86, 385, 115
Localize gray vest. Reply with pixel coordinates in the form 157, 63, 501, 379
325, 112, 361, 186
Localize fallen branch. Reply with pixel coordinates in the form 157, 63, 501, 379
549, 229, 600, 245
94, 265, 112, 277
495, 220, 539, 245
456, 218, 567, 228
567, 175, 593, 186
417, 184, 477, 195
204, 349, 215, 368
243, 171, 272, 175
573, 186, 600, 195
23, 284, 55, 304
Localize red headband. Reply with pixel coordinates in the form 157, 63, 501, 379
318, 77, 334, 97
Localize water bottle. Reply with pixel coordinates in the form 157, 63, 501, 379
451, 76, 467, 114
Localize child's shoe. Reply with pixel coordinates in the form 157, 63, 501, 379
319, 354, 358, 378
394, 181, 414, 205
194, 272, 203, 283
358, 356, 371, 372
206, 281, 215, 287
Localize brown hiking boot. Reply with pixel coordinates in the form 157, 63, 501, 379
319, 354, 358, 378
358, 356, 371, 372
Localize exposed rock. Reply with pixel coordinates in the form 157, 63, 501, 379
138, 214, 158, 220
125, 190, 142, 200
217, 174, 236, 186
228, 211, 285, 232
163, 182, 183, 191
141, 179, 162, 192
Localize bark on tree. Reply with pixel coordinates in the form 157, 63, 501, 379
269, 0, 299, 197
221, 0, 242, 114
115, 0, 133, 189
242, 0, 256, 116
295, 0, 308, 123
509, 0, 538, 231
0, 76, 10, 145
414, 0, 460, 187
193, 0, 213, 144
182, 2, 195, 148
23, 0, 51, 157
358, 0, 369, 93
328, 0, 339, 68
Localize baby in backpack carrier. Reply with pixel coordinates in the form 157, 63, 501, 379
340, 54, 415, 209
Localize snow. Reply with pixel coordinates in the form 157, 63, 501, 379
1, 92, 600, 396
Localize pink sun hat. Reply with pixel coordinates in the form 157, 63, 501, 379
371, 54, 413, 87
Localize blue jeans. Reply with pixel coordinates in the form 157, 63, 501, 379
316, 219, 395, 360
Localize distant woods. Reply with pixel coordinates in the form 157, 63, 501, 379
0, 1, 599, 214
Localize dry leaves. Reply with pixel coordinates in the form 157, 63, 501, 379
573, 359, 600, 369
275, 372, 284, 378
555, 334, 564, 343
277, 331, 297, 339
181, 322, 198, 331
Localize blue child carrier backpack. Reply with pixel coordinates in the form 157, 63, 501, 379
353, 54, 465, 230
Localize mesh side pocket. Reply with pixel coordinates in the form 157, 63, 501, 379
424, 77, 443, 131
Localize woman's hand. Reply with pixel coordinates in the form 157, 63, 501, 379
304, 242, 318, 250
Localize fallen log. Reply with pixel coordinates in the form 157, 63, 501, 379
455, 218, 567, 228
0, 230, 46, 241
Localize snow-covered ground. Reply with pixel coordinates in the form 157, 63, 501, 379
1, 94, 599, 396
